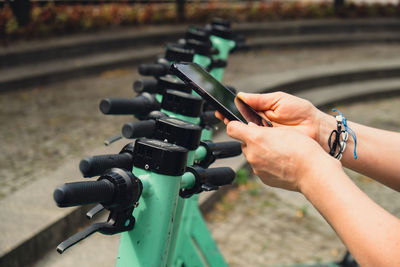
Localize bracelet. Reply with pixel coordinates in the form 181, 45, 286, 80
328, 109, 357, 160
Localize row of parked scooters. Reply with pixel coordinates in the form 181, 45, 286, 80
53, 18, 248, 267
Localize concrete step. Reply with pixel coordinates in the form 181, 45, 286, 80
231, 57, 400, 109
234, 18, 400, 37
297, 77, 400, 108
2, 19, 398, 69
0, 45, 163, 91
0, 25, 187, 69
231, 58, 400, 96
1, 19, 399, 92
2, 31, 399, 92
248, 31, 400, 49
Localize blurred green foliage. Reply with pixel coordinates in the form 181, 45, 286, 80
236, 167, 249, 186
1, 1, 399, 41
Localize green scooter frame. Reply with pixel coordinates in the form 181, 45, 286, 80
116, 139, 190, 267
163, 111, 227, 267
209, 35, 235, 82
194, 54, 212, 70
117, 167, 183, 267
166, 37, 237, 266
169, 141, 227, 267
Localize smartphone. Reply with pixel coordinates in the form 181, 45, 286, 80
170, 62, 272, 127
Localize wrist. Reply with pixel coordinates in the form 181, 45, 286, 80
298, 153, 343, 195
316, 111, 337, 153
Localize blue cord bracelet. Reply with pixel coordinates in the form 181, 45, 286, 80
332, 109, 358, 159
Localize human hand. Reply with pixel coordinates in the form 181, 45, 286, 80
226, 121, 335, 192
216, 92, 330, 145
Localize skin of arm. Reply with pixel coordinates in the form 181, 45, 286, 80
301, 152, 400, 267
226, 121, 400, 267
234, 91, 400, 192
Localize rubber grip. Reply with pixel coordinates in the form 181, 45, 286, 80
133, 79, 158, 94
79, 153, 133, 178
99, 93, 159, 115
207, 141, 242, 159
122, 120, 156, 139
53, 180, 115, 207
138, 63, 168, 77
201, 110, 220, 126
199, 167, 235, 186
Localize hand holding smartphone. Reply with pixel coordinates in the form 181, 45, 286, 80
170, 62, 272, 127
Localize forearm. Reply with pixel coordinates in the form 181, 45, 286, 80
317, 112, 400, 191
300, 157, 400, 267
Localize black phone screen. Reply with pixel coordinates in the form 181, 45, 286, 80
171, 63, 272, 127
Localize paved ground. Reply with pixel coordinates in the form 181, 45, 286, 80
4, 44, 395, 266
0, 69, 135, 199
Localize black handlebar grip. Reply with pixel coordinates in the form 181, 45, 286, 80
99, 93, 160, 116
122, 120, 156, 139
138, 63, 168, 77
193, 166, 235, 186
204, 167, 235, 186
204, 140, 242, 159
133, 79, 158, 94
79, 153, 133, 178
201, 110, 220, 126
54, 180, 115, 207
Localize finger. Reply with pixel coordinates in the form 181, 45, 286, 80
223, 118, 229, 125
240, 142, 247, 155
237, 92, 284, 111
215, 111, 225, 121
241, 142, 247, 150
226, 121, 250, 141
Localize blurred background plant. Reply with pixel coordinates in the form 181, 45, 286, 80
1, 0, 399, 42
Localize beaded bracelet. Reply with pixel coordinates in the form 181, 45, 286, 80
328, 109, 357, 160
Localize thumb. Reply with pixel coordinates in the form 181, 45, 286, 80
226, 121, 249, 141
237, 92, 281, 111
